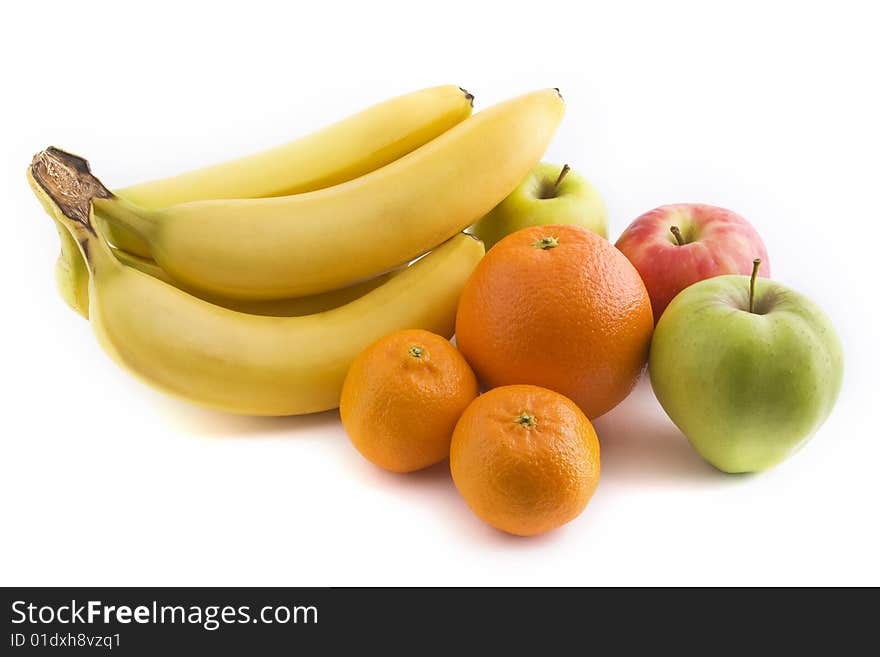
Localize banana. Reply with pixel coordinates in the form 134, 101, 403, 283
48, 216, 398, 318
53, 217, 91, 318
113, 249, 400, 316
93, 88, 564, 300
102, 85, 474, 255
29, 156, 484, 415
30, 160, 92, 317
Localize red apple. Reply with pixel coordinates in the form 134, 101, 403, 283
615, 204, 770, 322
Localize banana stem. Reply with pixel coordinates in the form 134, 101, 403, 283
28, 148, 119, 274
29, 148, 111, 234
93, 196, 156, 240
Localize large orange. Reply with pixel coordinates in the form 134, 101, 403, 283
450, 384, 600, 536
456, 224, 653, 418
340, 329, 478, 473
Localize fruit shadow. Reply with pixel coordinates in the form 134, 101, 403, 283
350, 455, 576, 548
345, 456, 478, 532
592, 376, 724, 487
155, 397, 342, 438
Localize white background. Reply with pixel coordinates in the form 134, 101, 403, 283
1, 0, 878, 586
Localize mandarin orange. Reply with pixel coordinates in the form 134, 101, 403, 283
340, 329, 478, 473
450, 384, 600, 536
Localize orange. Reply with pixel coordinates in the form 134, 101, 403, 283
456, 224, 653, 418
450, 385, 600, 536
340, 329, 478, 473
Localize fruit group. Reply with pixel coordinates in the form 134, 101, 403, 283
615, 203, 770, 322
450, 385, 600, 536
650, 262, 844, 472
471, 162, 607, 249
95, 89, 565, 300
27, 81, 846, 540
341, 330, 478, 473
456, 224, 654, 418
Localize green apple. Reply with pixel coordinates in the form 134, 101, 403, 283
650, 260, 843, 473
470, 162, 607, 250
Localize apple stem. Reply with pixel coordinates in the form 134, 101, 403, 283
670, 225, 686, 246
749, 258, 761, 313
554, 164, 571, 191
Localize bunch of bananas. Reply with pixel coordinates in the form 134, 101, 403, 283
29, 86, 564, 415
